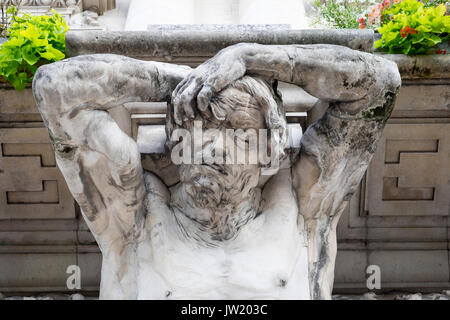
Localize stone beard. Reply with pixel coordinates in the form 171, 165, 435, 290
33, 44, 401, 299
170, 75, 286, 243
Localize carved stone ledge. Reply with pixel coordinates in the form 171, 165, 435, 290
65, 29, 376, 62
379, 53, 450, 80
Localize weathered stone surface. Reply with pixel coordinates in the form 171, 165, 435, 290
335, 76, 450, 293
0, 253, 76, 289
380, 54, 450, 79
33, 42, 400, 299
77, 252, 101, 289
65, 29, 375, 61
393, 82, 450, 115
369, 250, 449, 283
0, 85, 41, 123
0, 127, 76, 220
147, 24, 292, 32
366, 123, 450, 217
1, 29, 448, 296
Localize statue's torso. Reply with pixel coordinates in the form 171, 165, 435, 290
100, 170, 310, 299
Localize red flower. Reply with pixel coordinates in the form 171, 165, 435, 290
400, 25, 417, 38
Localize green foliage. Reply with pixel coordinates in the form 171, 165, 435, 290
313, 0, 375, 29
0, 6, 68, 90
375, 0, 450, 54
1, 4, 16, 37
422, 0, 449, 9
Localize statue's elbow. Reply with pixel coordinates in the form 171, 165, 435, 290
32, 64, 57, 108
32, 66, 50, 110
377, 59, 402, 93
33, 62, 70, 118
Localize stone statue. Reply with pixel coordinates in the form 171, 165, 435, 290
33, 43, 401, 299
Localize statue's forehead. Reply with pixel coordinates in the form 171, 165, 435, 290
227, 107, 266, 129
202, 106, 266, 130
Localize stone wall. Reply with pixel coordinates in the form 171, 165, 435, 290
335, 54, 450, 293
0, 29, 448, 294
0, 84, 101, 294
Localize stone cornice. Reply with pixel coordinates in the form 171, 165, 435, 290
65, 29, 449, 79
377, 53, 450, 80
65, 29, 376, 61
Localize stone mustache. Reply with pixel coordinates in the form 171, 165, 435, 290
32, 43, 401, 299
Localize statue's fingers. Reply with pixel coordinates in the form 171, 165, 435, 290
172, 76, 190, 99
182, 81, 203, 120
197, 85, 214, 112
173, 92, 188, 126
173, 99, 183, 126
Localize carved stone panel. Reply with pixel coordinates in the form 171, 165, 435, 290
0, 127, 75, 219
394, 84, 450, 112
365, 123, 450, 217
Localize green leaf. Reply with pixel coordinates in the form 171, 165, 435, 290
0, 9, 68, 90
415, 25, 431, 32
3, 47, 23, 63
21, 46, 40, 65
374, 39, 384, 48
39, 46, 65, 61
424, 33, 442, 45
412, 33, 426, 43
1, 38, 26, 48
401, 41, 412, 54
434, 4, 446, 17
375, 0, 449, 55
10, 75, 27, 91
0, 60, 19, 77
6, 6, 17, 15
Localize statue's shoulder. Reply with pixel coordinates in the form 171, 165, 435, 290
143, 171, 170, 203
261, 167, 297, 211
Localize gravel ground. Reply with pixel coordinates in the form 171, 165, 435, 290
1, 291, 450, 300
333, 291, 450, 300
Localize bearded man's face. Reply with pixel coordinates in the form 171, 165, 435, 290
173, 76, 287, 209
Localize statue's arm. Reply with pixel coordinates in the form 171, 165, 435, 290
226, 44, 402, 214
174, 43, 400, 213
174, 43, 400, 212
173, 43, 400, 121
33, 54, 190, 250
286, 47, 400, 299
173, 44, 401, 299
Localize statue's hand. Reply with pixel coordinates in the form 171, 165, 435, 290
172, 44, 248, 125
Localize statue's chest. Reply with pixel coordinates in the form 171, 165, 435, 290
135, 204, 310, 299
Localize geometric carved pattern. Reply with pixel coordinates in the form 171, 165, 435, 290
2, 143, 56, 167
366, 123, 450, 216
382, 177, 434, 201
0, 128, 75, 219
327, 78, 450, 291
7, 180, 59, 204
382, 139, 438, 201
384, 139, 438, 163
